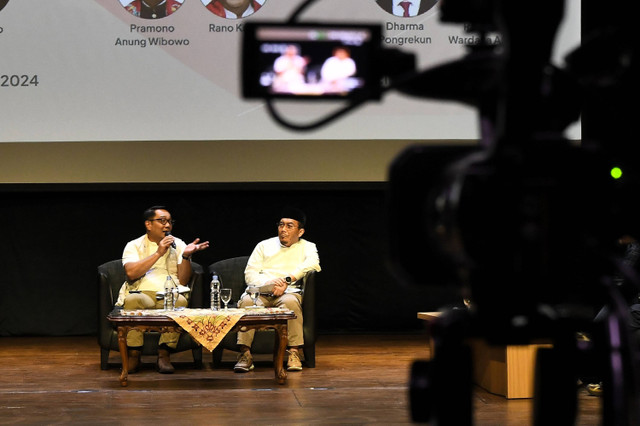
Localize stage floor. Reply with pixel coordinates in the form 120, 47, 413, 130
0, 334, 601, 424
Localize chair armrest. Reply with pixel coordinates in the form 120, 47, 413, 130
97, 261, 124, 348
301, 270, 317, 343
301, 271, 316, 306
188, 261, 205, 308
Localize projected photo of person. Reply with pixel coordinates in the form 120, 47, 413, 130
120, 0, 184, 19
375, 0, 438, 18
201, 0, 266, 19
271, 45, 309, 94
0, 0, 9, 12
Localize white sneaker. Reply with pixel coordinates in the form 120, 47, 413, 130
234, 351, 254, 373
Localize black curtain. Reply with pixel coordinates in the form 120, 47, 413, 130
0, 183, 459, 336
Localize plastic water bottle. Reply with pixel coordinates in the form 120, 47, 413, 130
211, 275, 221, 311
164, 276, 175, 311
172, 287, 179, 310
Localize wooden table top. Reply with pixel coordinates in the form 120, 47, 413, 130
107, 308, 296, 325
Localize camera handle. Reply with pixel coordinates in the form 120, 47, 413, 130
286, 0, 315, 24
264, 96, 370, 132
265, 0, 419, 132
262, 0, 377, 132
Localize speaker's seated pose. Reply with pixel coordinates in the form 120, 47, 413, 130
235, 207, 321, 373
116, 205, 209, 374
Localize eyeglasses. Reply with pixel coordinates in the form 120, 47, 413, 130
277, 221, 297, 230
148, 218, 175, 225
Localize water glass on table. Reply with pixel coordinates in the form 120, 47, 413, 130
220, 288, 232, 311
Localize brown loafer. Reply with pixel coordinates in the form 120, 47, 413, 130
157, 349, 175, 374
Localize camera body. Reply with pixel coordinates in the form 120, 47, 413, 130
241, 1, 640, 423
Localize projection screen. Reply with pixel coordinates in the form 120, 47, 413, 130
0, 0, 580, 183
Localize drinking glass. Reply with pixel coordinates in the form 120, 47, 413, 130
220, 288, 232, 311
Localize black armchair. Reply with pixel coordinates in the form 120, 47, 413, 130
97, 259, 205, 370
208, 256, 317, 368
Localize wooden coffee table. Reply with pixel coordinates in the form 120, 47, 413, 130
107, 310, 296, 387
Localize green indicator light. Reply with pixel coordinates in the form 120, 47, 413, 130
611, 167, 623, 179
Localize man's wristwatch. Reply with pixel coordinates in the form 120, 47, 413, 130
182, 254, 192, 260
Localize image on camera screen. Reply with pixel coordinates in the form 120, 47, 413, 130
243, 23, 382, 100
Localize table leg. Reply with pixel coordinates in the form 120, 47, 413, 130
116, 326, 129, 387
273, 323, 288, 384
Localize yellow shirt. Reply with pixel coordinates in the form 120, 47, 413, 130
115, 234, 186, 306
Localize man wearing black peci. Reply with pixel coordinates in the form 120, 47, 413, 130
234, 207, 321, 373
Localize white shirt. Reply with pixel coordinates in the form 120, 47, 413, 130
393, 0, 421, 17
245, 237, 321, 293
321, 56, 357, 84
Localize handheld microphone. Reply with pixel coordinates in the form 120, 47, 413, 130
165, 231, 176, 249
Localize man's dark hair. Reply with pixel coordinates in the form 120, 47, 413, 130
143, 205, 168, 221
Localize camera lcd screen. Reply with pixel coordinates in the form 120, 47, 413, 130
242, 22, 382, 100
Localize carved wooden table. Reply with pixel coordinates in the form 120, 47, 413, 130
107, 310, 296, 387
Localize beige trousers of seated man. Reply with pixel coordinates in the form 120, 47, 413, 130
237, 293, 304, 347
123, 291, 188, 348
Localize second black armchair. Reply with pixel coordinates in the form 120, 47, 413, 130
208, 256, 317, 368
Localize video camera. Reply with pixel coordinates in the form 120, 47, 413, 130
241, 0, 640, 424
241, 0, 498, 103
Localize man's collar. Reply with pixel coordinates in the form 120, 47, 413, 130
142, 0, 167, 7
280, 239, 302, 249
144, 233, 160, 246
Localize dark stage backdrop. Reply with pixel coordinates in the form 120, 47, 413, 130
0, 183, 459, 336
